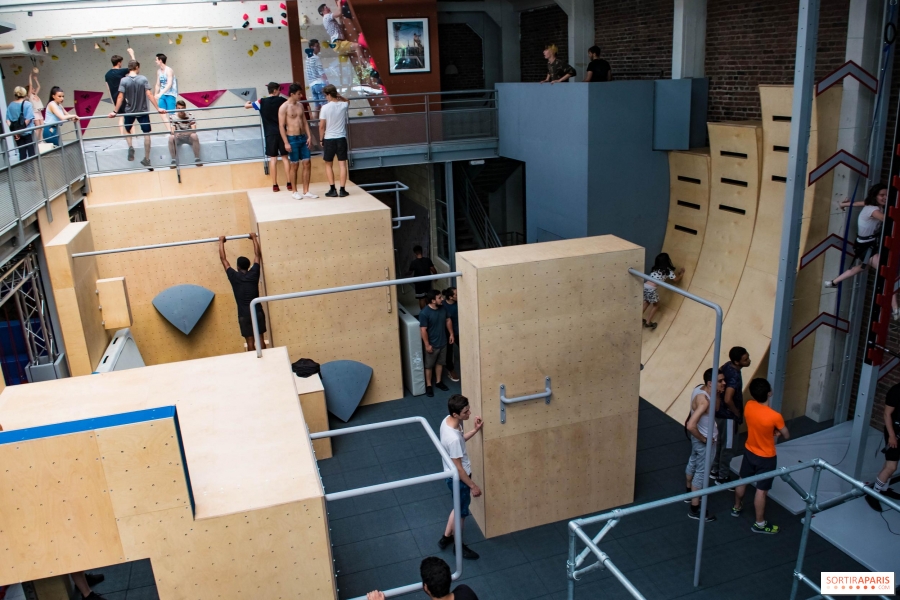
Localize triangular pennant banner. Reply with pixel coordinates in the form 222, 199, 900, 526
280, 83, 294, 98
100, 97, 114, 104
229, 87, 258, 103
73, 90, 104, 134
180, 90, 227, 108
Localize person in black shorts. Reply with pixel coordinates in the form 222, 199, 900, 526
107, 60, 165, 169
865, 383, 900, 511
584, 45, 612, 82
318, 84, 350, 197
245, 82, 291, 193
408, 245, 437, 309
366, 556, 479, 600
219, 233, 267, 351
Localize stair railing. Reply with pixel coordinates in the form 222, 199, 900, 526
454, 168, 503, 249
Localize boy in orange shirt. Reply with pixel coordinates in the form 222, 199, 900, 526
732, 378, 790, 534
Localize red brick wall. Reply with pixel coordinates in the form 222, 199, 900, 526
594, 0, 673, 79
705, 0, 849, 121
520, 5, 569, 82
439, 23, 485, 91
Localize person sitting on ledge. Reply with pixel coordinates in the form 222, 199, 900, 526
539, 43, 576, 84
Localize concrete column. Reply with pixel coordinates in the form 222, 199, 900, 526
554, 0, 593, 79
672, 0, 707, 79
500, 0, 521, 82
807, 0, 884, 421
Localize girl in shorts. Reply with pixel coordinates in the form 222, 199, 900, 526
825, 183, 898, 319
643, 252, 684, 329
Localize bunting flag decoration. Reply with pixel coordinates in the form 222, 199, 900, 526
279, 83, 291, 97
100, 97, 114, 104
73, 90, 104, 134
180, 90, 227, 108
229, 87, 258, 103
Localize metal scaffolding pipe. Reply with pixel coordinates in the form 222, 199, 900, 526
72, 234, 251, 258
250, 272, 461, 357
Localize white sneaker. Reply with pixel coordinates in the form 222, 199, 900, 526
292, 191, 302, 200
824, 280, 835, 288
302, 192, 319, 199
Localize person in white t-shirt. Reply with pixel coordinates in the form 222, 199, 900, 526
684, 367, 725, 522
318, 84, 350, 197
438, 394, 483, 560
825, 184, 898, 319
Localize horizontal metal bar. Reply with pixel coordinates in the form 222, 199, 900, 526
500, 376, 551, 424
572, 460, 819, 529
816, 460, 900, 513
392, 216, 416, 222
72, 234, 249, 258
324, 470, 452, 502
573, 527, 646, 600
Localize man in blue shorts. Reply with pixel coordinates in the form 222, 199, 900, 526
107, 60, 165, 169
438, 394, 483, 560
279, 83, 316, 200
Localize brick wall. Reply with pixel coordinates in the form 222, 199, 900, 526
705, 0, 849, 121
439, 23, 485, 91
593, 0, 673, 79
520, 4, 569, 82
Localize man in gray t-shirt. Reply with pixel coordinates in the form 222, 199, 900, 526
107, 59, 164, 168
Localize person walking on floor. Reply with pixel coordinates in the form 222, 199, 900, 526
279, 83, 317, 199
732, 378, 789, 534
104, 47, 136, 138
107, 61, 165, 168
154, 53, 178, 128
219, 233, 267, 352
419, 289, 454, 397
409, 245, 437, 309
366, 557, 479, 599
825, 184, 899, 319
245, 82, 291, 193
539, 44, 576, 83
865, 383, 900, 511
6, 86, 36, 160
685, 367, 725, 521
584, 45, 612, 82
438, 394, 482, 560
642, 252, 684, 329
27, 69, 44, 142
305, 39, 328, 121
442, 286, 460, 382
318, 84, 350, 197
711, 346, 750, 483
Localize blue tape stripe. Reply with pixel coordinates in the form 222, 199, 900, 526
171, 408, 196, 516
0, 406, 176, 445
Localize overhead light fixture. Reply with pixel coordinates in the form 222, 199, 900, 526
73, 39, 77, 52
168, 35, 174, 44
94, 42, 100, 50
233, 30, 237, 40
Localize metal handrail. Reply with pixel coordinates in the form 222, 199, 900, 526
499, 376, 551, 424
249, 272, 461, 358
455, 169, 502, 249
356, 181, 415, 230
71, 234, 250, 258
308, 416, 463, 599
567, 458, 899, 600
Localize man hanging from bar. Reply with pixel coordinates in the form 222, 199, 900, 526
219, 233, 267, 351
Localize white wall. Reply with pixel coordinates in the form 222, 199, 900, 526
1, 28, 291, 136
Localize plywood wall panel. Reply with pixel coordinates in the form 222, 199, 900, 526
251, 187, 403, 405
0, 431, 124, 583
458, 236, 642, 537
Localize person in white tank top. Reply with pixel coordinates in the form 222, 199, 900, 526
824, 184, 899, 319
685, 368, 726, 521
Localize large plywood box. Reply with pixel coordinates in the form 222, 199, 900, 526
458, 236, 643, 538
250, 184, 403, 405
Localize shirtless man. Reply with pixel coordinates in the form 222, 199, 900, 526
279, 83, 316, 200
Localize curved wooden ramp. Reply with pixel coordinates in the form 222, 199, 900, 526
640, 122, 763, 413
640, 148, 710, 365
641, 85, 842, 422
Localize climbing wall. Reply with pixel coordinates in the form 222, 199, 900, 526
0, 349, 336, 599
458, 236, 642, 538
249, 185, 403, 405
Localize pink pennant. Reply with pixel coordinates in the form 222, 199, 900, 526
180, 90, 227, 108
279, 83, 291, 97
73, 90, 103, 134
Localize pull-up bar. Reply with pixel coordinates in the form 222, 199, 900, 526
249, 272, 461, 358
71, 235, 251, 258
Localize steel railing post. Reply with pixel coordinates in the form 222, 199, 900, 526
6, 159, 25, 245
566, 526, 576, 600
789, 463, 822, 600
34, 139, 51, 221
424, 95, 431, 161
74, 123, 91, 193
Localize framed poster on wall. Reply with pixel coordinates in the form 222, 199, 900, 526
388, 18, 430, 74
